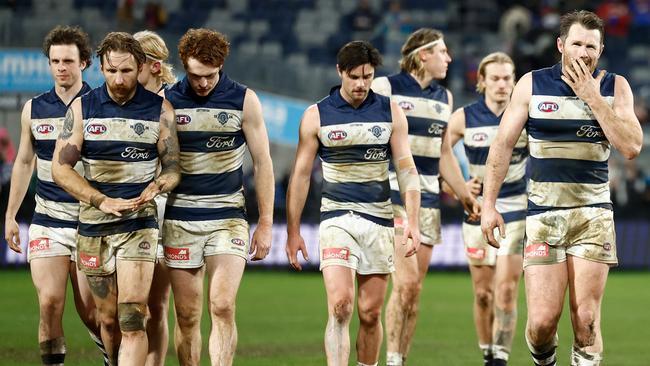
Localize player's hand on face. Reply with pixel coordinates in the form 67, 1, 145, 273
4, 219, 22, 253
480, 204, 503, 249
402, 223, 421, 257
561, 58, 605, 103
285, 232, 309, 271
250, 222, 272, 261
466, 176, 482, 196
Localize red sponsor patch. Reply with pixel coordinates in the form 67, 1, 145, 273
165, 247, 190, 261
322, 247, 350, 261
525, 242, 549, 258
29, 238, 50, 252
466, 247, 486, 259
79, 252, 99, 268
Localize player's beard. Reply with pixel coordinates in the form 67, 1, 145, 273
562, 54, 597, 75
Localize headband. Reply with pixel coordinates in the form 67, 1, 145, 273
408, 39, 443, 57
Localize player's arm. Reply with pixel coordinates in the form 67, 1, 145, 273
285, 105, 320, 270
137, 99, 180, 205
241, 89, 275, 261
562, 59, 641, 159
441, 107, 481, 221
4, 101, 37, 252
51, 99, 137, 216
481, 72, 531, 247
389, 100, 421, 257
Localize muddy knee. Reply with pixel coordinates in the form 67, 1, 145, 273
118, 303, 147, 332
475, 287, 494, 310
573, 307, 597, 347
332, 298, 353, 324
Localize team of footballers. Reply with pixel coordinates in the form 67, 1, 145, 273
3, 8, 642, 366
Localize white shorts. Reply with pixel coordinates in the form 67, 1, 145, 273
393, 205, 441, 245
462, 220, 525, 266
27, 224, 77, 262
319, 212, 395, 275
162, 218, 250, 268
524, 207, 617, 267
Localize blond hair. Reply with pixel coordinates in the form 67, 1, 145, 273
134, 30, 176, 85
399, 28, 444, 80
476, 52, 515, 94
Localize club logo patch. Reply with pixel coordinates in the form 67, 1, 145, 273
131, 122, 148, 136
79, 252, 99, 268
322, 248, 350, 260
538, 101, 559, 113
36, 124, 55, 134
29, 238, 50, 252
525, 242, 550, 258
368, 125, 385, 138
215, 112, 242, 125
164, 247, 190, 261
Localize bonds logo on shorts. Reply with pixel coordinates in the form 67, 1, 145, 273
322, 247, 350, 261
86, 123, 107, 135
538, 101, 559, 113
29, 238, 50, 252
328, 130, 347, 141
176, 114, 192, 125
79, 252, 99, 268
165, 247, 190, 261
36, 124, 55, 135
525, 242, 549, 258
466, 247, 486, 259
398, 101, 414, 111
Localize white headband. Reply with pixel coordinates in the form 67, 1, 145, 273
408, 39, 443, 57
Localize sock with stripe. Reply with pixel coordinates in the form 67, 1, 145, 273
526, 332, 558, 366
39, 337, 65, 366
571, 345, 602, 366
88, 330, 110, 366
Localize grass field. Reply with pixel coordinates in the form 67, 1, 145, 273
0, 269, 648, 365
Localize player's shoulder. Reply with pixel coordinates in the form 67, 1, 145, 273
371, 76, 392, 97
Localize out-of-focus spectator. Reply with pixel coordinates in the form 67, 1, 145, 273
376, 1, 413, 63
144, 1, 167, 30
634, 97, 649, 125
597, 0, 631, 75
630, 0, 650, 44
342, 0, 380, 38
117, 0, 135, 31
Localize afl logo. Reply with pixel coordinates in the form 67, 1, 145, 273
398, 101, 414, 111
231, 238, 245, 247
328, 130, 347, 141
86, 124, 107, 135
176, 114, 191, 125
472, 132, 488, 142
538, 102, 559, 112
36, 124, 54, 134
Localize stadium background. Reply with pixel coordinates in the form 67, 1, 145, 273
0, 0, 649, 365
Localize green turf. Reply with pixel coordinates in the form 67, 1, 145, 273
0, 269, 648, 365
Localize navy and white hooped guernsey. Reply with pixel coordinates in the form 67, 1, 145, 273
463, 97, 528, 224
372, 71, 451, 209
527, 63, 615, 214
79, 83, 162, 236
164, 72, 248, 222
317, 87, 393, 227
30, 82, 91, 229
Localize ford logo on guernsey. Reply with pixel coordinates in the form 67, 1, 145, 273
364, 147, 387, 160
399, 101, 414, 111
36, 124, 54, 134
328, 130, 347, 141
176, 114, 191, 125
538, 101, 559, 112
86, 124, 107, 135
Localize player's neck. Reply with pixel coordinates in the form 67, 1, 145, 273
410, 72, 433, 90
485, 97, 508, 116
54, 80, 84, 106
107, 87, 137, 106
143, 79, 162, 94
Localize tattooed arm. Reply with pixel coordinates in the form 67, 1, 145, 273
136, 99, 180, 204
52, 98, 137, 216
